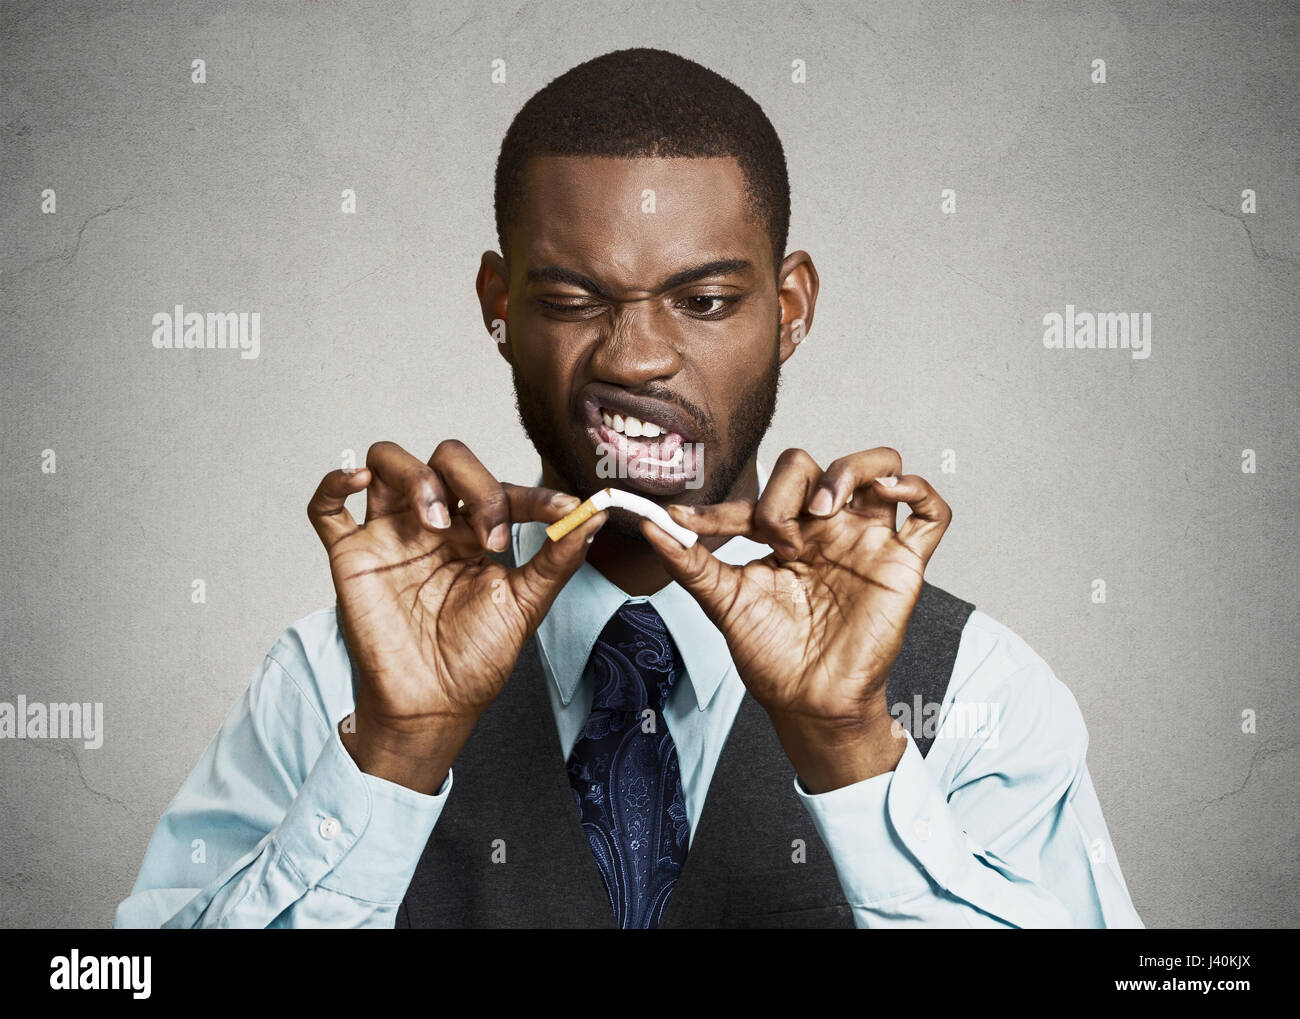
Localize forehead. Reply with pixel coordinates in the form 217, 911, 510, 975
512, 155, 766, 283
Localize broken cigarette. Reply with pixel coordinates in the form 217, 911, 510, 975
546, 487, 699, 548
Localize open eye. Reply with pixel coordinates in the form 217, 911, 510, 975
679, 295, 739, 317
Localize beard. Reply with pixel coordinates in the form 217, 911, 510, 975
511, 340, 781, 542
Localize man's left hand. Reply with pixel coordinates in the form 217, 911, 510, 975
640, 447, 952, 793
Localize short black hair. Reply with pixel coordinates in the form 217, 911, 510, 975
494, 47, 790, 278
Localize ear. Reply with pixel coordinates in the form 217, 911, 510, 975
477, 251, 513, 364
776, 250, 818, 366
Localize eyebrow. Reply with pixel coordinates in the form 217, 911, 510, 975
525, 258, 754, 298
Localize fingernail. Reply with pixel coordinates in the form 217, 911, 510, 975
667, 504, 693, 515
585, 534, 595, 545
808, 488, 834, 515
341, 467, 358, 476
555, 493, 581, 511
875, 475, 898, 488
489, 523, 509, 551
428, 499, 450, 529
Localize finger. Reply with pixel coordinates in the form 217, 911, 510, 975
508, 509, 608, 628
873, 473, 952, 564
432, 484, 583, 562
638, 516, 746, 629
806, 447, 904, 528
666, 499, 754, 539
364, 441, 451, 530
429, 439, 513, 552
308, 468, 370, 547
500, 482, 582, 526
752, 448, 823, 559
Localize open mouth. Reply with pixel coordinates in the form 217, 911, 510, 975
580, 392, 703, 496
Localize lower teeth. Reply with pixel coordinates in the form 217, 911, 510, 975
635, 446, 684, 469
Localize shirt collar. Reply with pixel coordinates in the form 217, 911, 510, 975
514, 460, 772, 711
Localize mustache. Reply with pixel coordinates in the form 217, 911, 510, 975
587, 385, 715, 442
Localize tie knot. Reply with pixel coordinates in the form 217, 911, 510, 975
587, 602, 684, 714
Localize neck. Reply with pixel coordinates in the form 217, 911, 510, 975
541, 457, 760, 597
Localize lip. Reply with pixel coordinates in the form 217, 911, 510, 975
577, 383, 704, 497
579, 383, 701, 443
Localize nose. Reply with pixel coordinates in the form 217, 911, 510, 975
588, 302, 683, 387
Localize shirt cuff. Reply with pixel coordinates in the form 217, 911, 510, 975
271, 723, 451, 904
794, 730, 971, 906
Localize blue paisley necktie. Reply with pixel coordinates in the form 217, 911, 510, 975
566, 601, 691, 929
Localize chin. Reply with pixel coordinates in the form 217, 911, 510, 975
600, 507, 654, 542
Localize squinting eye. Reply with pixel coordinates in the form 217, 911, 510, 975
536, 299, 599, 313
536, 295, 739, 317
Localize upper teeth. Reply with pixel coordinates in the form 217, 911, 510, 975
601, 409, 662, 438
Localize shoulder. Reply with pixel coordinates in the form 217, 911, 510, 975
934, 599, 1090, 774
255, 605, 360, 734
913, 579, 976, 637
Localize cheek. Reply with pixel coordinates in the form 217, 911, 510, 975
696, 312, 774, 387
512, 319, 574, 372
513, 334, 589, 413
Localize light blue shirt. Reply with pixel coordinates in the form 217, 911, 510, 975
116, 461, 1143, 928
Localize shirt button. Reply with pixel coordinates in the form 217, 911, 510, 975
913, 818, 932, 842
319, 816, 341, 840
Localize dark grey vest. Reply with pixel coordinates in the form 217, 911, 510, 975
398, 545, 974, 928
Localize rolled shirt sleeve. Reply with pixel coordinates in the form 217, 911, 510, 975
115, 607, 450, 929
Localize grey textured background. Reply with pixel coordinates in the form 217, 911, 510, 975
1, 0, 1296, 929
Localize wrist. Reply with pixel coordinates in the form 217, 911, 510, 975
339, 710, 476, 796
767, 701, 905, 794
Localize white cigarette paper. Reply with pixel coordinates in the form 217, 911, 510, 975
545, 487, 699, 548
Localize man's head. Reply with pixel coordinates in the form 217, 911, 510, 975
478, 47, 818, 538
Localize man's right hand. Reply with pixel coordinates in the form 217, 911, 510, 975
307, 440, 605, 794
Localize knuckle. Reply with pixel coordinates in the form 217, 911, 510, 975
433, 438, 467, 460
820, 464, 851, 492
477, 489, 510, 515
306, 479, 331, 514
875, 446, 902, 469
365, 440, 397, 464
754, 504, 794, 534
412, 459, 437, 485
416, 478, 440, 505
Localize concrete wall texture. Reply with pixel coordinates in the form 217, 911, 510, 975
1, 0, 1296, 928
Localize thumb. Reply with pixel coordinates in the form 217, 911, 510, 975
509, 510, 608, 628
638, 518, 744, 630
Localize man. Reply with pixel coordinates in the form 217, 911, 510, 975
116, 47, 1143, 928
